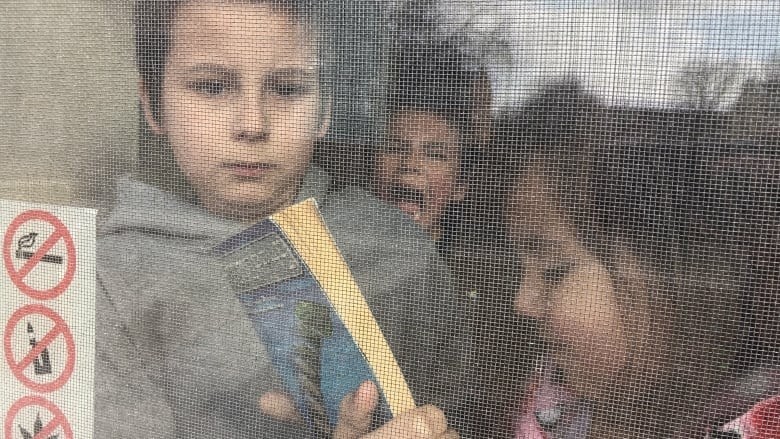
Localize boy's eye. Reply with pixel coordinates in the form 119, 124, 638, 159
266, 68, 316, 98
425, 147, 448, 161
424, 142, 456, 161
269, 81, 308, 97
382, 140, 409, 155
543, 263, 572, 286
189, 79, 231, 96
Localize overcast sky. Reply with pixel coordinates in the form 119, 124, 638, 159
431, 0, 780, 109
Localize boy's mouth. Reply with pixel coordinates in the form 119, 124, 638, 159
223, 161, 274, 178
388, 185, 425, 219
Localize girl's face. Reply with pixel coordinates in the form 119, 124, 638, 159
375, 110, 465, 240
509, 167, 671, 436
508, 168, 632, 403
143, 0, 328, 220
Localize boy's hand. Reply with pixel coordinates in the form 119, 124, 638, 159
332, 380, 378, 438
259, 381, 458, 439
258, 391, 301, 424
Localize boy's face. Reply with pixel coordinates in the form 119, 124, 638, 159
143, 0, 327, 220
375, 110, 465, 240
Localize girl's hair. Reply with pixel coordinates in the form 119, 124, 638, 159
463, 80, 607, 245
586, 140, 779, 433
458, 81, 780, 435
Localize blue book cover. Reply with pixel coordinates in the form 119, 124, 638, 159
211, 200, 411, 436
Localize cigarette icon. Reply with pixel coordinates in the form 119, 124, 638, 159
15, 232, 63, 264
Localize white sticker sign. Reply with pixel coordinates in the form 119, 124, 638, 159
3, 210, 77, 301
1, 200, 94, 439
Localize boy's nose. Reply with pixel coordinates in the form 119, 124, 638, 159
399, 147, 424, 174
233, 93, 268, 142
514, 275, 547, 321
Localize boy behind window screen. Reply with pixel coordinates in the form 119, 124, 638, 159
374, 39, 490, 253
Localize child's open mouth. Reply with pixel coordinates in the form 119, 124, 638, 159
223, 161, 274, 178
389, 185, 425, 220
516, 362, 593, 438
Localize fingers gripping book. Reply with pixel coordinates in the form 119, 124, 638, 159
212, 199, 415, 434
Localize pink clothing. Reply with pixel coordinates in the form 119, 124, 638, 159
713, 396, 780, 439
516, 368, 780, 439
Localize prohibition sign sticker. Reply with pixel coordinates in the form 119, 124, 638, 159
3, 305, 75, 393
3, 210, 76, 300
4, 396, 73, 439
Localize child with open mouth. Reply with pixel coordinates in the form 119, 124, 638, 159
374, 38, 490, 253
507, 144, 780, 439
463, 84, 779, 438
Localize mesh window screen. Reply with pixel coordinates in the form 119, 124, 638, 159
1, 1, 779, 438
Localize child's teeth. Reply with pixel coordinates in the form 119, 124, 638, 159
534, 406, 563, 429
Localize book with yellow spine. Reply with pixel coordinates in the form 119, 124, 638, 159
213, 199, 415, 434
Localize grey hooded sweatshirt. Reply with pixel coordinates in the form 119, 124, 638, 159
94, 168, 463, 438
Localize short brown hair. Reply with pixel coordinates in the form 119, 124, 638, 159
134, 0, 326, 199
134, 0, 319, 123
386, 38, 491, 180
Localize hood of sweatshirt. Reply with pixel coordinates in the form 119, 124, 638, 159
99, 166, 332, 241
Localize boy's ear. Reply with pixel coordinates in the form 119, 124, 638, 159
453, 180, 468, 202
139, 80, 165, 136
316, 95, 332, 139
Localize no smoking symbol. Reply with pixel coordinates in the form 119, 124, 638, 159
3, 305, 75, 393
4, 396, 73, 439
3, 210, 76, 301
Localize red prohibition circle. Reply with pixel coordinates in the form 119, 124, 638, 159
3, 210, 77, 300
3, 304, 76, 394
4, 395, 73, 439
